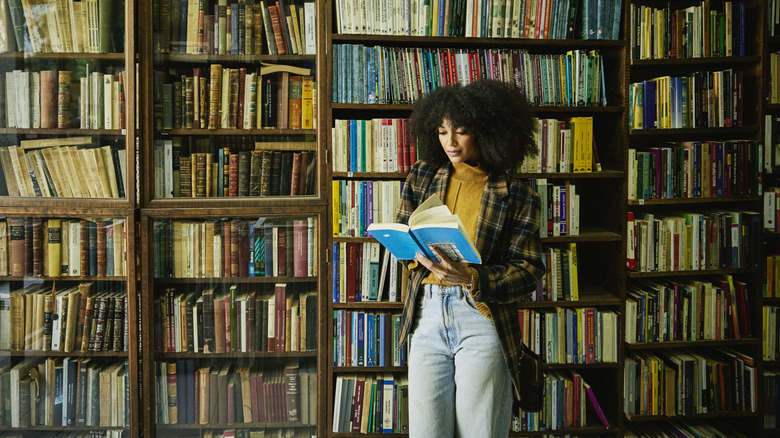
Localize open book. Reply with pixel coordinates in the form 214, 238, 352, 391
367, 194, 481, 264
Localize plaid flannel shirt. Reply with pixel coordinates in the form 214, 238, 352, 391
397, 161, 545, 400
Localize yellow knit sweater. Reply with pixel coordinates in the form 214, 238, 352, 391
422, 161, 491, 318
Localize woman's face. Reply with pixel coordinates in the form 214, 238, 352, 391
438, 119, 479, 165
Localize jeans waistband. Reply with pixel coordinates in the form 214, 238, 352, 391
423, 283, 466, 299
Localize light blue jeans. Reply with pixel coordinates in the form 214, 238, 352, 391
408, 284, 513, 438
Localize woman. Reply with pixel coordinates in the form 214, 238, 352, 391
397, 79, 545, 438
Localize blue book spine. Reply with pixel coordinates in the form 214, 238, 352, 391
366, 182, 374, 230
248, 224, 255, 277
333, 45, 341, 103
437, 0, 445, 36
367, 47, 377, 103
54, 365, 63, 426
378, 314, 386, 366
349, 120, 358, 172
366, 313, 375, 366
333, 242, 340, 302
230, 3, 239, 54
106, 224, 115, 276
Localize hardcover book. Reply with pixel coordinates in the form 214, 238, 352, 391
367, 194, 481, 263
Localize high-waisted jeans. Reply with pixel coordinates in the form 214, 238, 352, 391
408, 284, 513, 438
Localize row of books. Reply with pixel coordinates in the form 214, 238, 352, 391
334, 0, 622, 40
765, 254, 780, 297
626, 210, 761, 272
331, 118, 417, 174
626, 421, 751, 437
151, 217, 318, 279
332, 310, 406, 368
764, 371, 780, 429
0, 358, 128, 428
0, 0, 122, 53
519, 116, 597, 174
764, 306, 779, 361
332, 45, 607, 107
0, 282, 127, 353
331, 180, 401, 238
153, 139, 317, 198
155, 359, 316, 426
3, 69, 127, 130
157, 68, 315, 131
518, 307, 619, 365
532, 179, 580, 237
0, 142, 127, 199
154, 284, 317, 354
625, 276, 752, 344
533, 243, 580, 302
628, 141, 762, 201
331, 373, 408, 434
332, 242, 409, 304
513, 371, 609, 432
629, 1, 747, 60
624, 348, 757, 416
154, 0, 316, 56
0, 217, 127, 278
628, 69, 745, 130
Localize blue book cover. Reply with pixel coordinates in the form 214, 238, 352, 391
63, 358, 77, 426
367, 194, 481, 263
378, 314, 386, 366
366, 313, 375, 366
366, 47, 377, 103
333, 242, 340, 302
264, 222, 274, 277
349, 120, 358, 172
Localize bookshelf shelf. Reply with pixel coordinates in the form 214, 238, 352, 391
516, 170, 625, 179
0, 350, 130, 358
628, 196, 763, 205
155, 422, 315, 430
0, 128, 126, 135
625, 412, 760, 421
625, 339, 759, 350
0, 426, 129, 432
626, 268, 756, 278
158, 54, 316, 63
630, 55, 761, 68
333, 366, 408, 373
330, 33, 627, 49
0, 52, 126, 60
332, 302, 405, 310
541, 228, 622, 243
332, 171, 408, 179
508, 427, 617, 436
331, 103, 626, 113
0, 275, 127, 282
160, 128, 317, 136
628, 126, 761, 137
543, 362, 621, 370
152, 276, 318, 284
519, 288, 621, 307
154, 351, 317, 360
764, 360, 780, 367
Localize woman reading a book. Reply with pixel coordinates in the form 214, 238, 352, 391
398, 79, 545, 437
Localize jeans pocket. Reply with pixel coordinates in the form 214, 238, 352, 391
461, 289, 488, 318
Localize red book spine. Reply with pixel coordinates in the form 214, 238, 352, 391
229, 153, 239, 197
223, 220, 232, 277
293, 219, 307, 277
277, 224, 286, 277
230, 219, 239, 277
275, 284, 286, 351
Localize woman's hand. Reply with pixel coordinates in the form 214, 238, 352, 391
415, 247, 473, 287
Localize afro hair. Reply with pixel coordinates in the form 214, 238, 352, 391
409, 79, 537, 174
